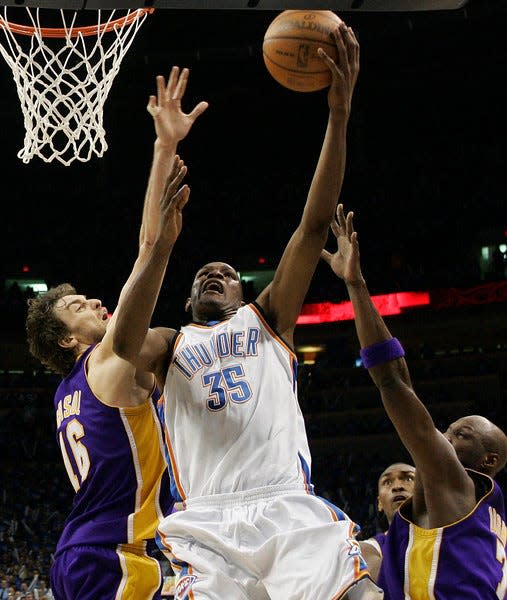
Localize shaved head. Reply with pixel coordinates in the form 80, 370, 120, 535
447, 415, 507, 477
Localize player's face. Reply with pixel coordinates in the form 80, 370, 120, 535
54, 294, 109, 345
444, 417, 488, 471
189, 262, 243, 320
377, 463, 415, 523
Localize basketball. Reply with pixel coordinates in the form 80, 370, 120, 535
262, 10, 343, 93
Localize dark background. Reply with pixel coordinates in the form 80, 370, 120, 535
0, 4, 505, 587
1, 0, 506, 334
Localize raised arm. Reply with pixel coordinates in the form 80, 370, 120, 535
112, 162, 190, 383
257, 23, 359, 345
90, 68, 206, 400
105, 67, 207, 334
321, 204, 476, 527
140, 66, 208, 249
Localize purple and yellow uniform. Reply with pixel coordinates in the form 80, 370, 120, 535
378, 469, 507, 599
50, 345, 173, 600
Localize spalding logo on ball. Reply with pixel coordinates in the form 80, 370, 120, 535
262, 10, 343, 93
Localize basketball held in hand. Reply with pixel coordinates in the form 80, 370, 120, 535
262, 10, 343, 93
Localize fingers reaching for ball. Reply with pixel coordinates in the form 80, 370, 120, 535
319, 22, 360, 115
263, 10, 343, 93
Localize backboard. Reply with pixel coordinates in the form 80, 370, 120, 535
0, 1, 470, 11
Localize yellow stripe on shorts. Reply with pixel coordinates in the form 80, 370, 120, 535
116, 544, 161, 600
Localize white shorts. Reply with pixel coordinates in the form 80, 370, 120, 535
157, 484, 376, 600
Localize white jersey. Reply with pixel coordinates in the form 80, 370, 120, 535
163, 303, 313, 501
159, 304, 380, 599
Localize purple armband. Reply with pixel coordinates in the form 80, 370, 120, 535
359, 338, 405, 368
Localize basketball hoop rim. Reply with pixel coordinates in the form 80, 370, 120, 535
0, 7, 154, 38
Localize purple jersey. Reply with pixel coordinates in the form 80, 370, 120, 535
369, 530, 387, 558
378, 469, 506, 599
374, 530, 387, 551
54, 345, 173, 553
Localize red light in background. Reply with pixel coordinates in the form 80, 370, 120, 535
258, 257, 266, 265
22, 265, 30, 273
297, 291, 430, 325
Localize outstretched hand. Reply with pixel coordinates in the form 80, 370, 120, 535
157, 155, 190, 247
318, 23, 359, 116
147, 66, 209, 145
320, 203, 364, 285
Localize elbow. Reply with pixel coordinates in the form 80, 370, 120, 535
139, 240, 154, 258
370, 366, 406, 392
298, 221, 330, 245
301, 204, 338, 235
369, 359, 411, 389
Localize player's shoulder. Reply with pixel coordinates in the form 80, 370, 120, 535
467, 469, 505, 512
152, 326, 179, 343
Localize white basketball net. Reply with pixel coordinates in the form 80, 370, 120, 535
0, 7, 150, 165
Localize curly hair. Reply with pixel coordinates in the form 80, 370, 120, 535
26, 283, 78, 376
